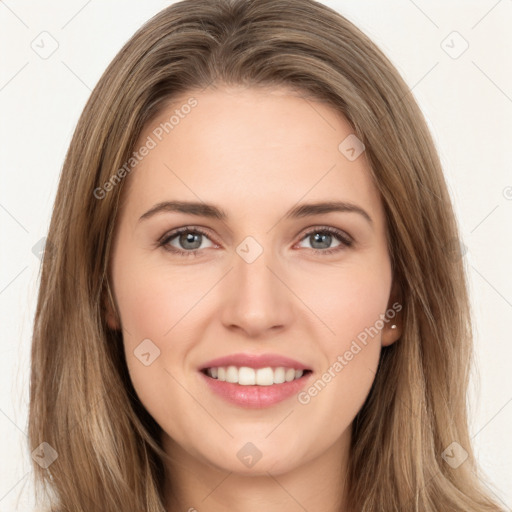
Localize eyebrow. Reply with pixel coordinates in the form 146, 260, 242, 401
138, 200, 373, 225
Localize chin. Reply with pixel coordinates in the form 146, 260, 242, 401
211, 452, 300, 477
200, 437, 309, 476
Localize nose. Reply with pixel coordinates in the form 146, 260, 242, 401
219, 244, 294, 338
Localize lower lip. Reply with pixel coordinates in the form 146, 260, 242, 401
199, 371, 312, 409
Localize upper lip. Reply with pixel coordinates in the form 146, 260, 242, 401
199, 353, 312, 371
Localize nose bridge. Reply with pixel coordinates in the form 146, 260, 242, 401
220, 235, 292, 335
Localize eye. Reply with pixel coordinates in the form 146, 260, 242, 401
158, 225, 353, 258
159, 227, 216, 257
296, 226, 353, 255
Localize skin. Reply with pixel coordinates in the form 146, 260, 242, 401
107, 85, 402, 512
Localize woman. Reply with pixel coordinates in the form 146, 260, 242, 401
28, 0, 506, 510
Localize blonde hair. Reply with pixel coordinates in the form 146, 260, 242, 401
29, 0, 506, 510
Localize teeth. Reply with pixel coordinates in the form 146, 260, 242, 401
206, 366, 305, 385
239, 366, 256, 385
226, 366, 238, 383
273, 367, 285, 384
255, 367, 273, 386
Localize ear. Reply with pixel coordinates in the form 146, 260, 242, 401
102, 279, 120, 331
381, 277, 403, 347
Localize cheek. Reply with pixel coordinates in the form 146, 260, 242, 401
292, 254, 391, 405
292, 255, 392, 343
292, 270, 387, 443
117, 277, 170, 344
112, 259, 189, 426
113, 253, 201, 344
111, 252, 211, 393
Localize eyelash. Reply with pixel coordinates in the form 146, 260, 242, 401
158, 226, 353, 258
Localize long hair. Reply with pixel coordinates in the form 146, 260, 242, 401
28, 0, 506, 510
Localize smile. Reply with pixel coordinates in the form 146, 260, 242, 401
202, 366, 310, 385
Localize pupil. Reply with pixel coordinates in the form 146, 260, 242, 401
181, 232, 201, 250
312, 232, 331, 249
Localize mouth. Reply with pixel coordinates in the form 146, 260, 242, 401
200, 366, 313, 386
198, 354, 314, 408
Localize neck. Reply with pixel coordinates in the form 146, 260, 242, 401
162, 428, 352, 512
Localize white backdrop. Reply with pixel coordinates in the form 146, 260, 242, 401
1, 0, 511, 510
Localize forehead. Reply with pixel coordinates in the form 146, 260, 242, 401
119, 85, 384, 228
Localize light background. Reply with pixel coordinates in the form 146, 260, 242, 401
1, 0, 511, 510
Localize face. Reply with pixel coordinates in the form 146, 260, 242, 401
107, 85, 401, 477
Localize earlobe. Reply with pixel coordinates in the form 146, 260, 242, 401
381, 278, 403, 346
381, 321, 401, 347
